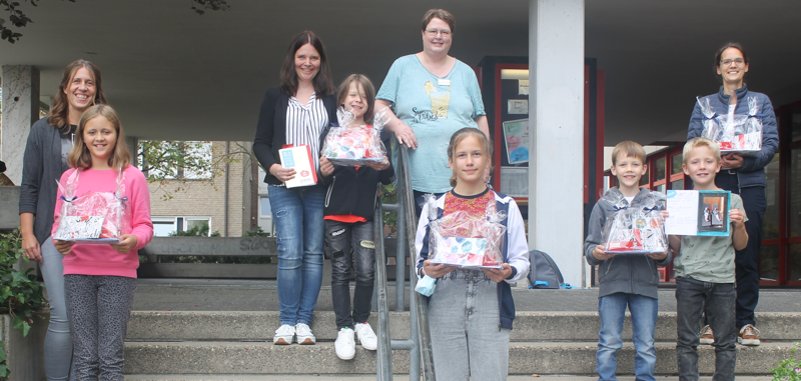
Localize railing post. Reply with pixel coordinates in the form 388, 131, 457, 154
399, 146, 435, 380
374, 199, 393, 380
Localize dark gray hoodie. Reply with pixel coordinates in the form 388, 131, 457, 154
584, 187, 671, 299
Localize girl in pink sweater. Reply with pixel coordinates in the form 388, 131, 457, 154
52, 104, 153, 380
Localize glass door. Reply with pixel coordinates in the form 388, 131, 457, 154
786, 107, 801, 285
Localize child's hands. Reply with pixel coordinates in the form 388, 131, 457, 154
319, 156, 334, 176
366, 159, 390, 171
483, 263, 513, 283
423, 260, 455, 278
660, 210, 669, 220
111, 234, 138, 253
269, 163, 296, 183
592, 245, 614, 261
53, 239, 74, 255
729, 208, 745, 228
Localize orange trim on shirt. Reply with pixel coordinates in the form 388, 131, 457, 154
324, 214, 367, 223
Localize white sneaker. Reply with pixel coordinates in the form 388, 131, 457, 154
295, 323, 316, 345
354, 322, 378, 351
273, 324, 295, 345
335, 328, 356, 360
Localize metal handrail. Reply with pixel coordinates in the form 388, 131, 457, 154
374, 145, 435, 380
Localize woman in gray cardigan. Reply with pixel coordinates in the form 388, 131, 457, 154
19, 59, 107, 380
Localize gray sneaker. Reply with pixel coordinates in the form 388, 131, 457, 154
738, 324, 761, 346
699, 325, 714, 345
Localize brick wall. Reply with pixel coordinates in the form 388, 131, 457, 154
149, 141, 254, 237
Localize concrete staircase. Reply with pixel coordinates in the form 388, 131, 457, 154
124, 280, 801, 378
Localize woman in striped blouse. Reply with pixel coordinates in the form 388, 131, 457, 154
253, 31, 338, 346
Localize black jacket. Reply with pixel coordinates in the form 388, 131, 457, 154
252, 87, 337, 185
322, 128, 394, 220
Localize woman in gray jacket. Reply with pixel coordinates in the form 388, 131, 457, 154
687, 43, 778, 347
19, 59, 107, 380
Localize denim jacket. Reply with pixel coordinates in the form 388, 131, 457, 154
584, 188, 671, 299
688, 85, 778, 189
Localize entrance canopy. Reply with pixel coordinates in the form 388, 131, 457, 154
1, 0, 799, 144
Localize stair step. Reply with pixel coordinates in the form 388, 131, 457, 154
127, 310, 801, 341
124, 340, 796, 375
123, 375, 774, 381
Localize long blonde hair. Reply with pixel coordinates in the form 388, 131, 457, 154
68, 104, 131, 170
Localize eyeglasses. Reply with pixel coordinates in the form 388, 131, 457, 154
720, 58, 745, 66
425, 29, 451, 37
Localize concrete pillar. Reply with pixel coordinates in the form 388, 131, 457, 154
1, 65, 40, 184
126, 135, 139, 167
529, 0, 585, 287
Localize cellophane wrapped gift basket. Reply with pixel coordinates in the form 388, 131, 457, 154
602, 191, 667, 254
321, 107, 390, 166
697, 96, 763, 154
426, 196, 506, 269
53, 169, 128, 243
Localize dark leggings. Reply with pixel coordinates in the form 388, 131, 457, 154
65, 275, 136, 381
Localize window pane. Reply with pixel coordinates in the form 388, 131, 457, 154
791, 150, 801, 237
654, 157, 666, 181
186, 219, 209, 232
260, 196, 272, 217
759, 244, 779, 282
790, 244, 801, 282
670, 179, 684, 191
763, 153, 780, 240
152, 221, 176, 237
792, 110, 801, 143
671, 154, 683, 175
655, 184, 665, 194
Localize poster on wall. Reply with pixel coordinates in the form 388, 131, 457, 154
502, 119, 529, 165
500, 167, 528, 198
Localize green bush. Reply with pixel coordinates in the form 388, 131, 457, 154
0, 230, 46, 379
773, 342, 801, 381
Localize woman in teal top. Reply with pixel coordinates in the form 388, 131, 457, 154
376, 8, 489, 215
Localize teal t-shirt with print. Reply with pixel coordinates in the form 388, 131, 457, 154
377, 54, 486, 193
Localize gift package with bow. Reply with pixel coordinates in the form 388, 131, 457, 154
53, 169, 128, 244
697, 96, 763, 154
602, 191, 667, 254
321, 107, 390, 166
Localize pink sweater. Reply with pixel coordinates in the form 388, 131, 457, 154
52, 166, 153, 278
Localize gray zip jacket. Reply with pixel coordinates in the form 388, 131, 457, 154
584, 188, 671, 299
19, 118, 72, 244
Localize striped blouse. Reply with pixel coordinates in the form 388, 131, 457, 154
286, 93, 329, 171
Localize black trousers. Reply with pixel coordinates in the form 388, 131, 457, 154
715, 171, 766, 329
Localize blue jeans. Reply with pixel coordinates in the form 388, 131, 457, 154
428, 270, 509, 381
675, 277, 736, 381
41, 237, 75, 380
596, 293, 657, 381
269, 184, 325, 326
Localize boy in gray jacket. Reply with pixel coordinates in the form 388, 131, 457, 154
584, 141, 671, 381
